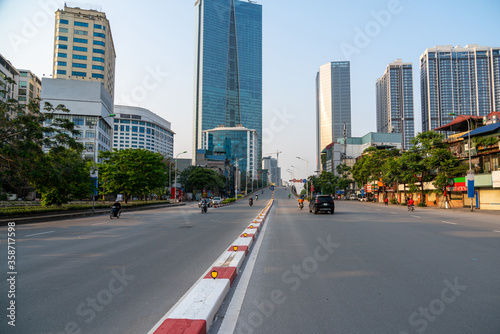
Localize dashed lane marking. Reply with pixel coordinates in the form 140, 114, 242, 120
25, 231, 55, 237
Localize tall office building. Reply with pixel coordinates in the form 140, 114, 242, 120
420, 45, 500, 132
376, 59, 414, 149
52, 5, 116, 100
193, 0, 262, 174
316, 61, 352, 171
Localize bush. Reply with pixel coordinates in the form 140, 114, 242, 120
417, 202, 427, 207
222, 198, 236, 204
390, 198, 398, 205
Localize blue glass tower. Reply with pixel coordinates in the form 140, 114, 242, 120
193, 0, 262, 169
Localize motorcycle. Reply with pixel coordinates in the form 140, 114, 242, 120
408, 204, 415, 212
110, 206, 121, 219
249, 199, 253, 207
201, 202, 208, 213
299, 202, 304, 210
255, 195, 258, 201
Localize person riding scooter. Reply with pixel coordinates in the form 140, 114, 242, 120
407, 198, 415, 211
255, 194, 258, 201
249, 197, 253, 206
111, 201, 121, 218
298, 196, 304, 209
201, 198, 208, 213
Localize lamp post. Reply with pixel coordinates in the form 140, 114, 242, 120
91, 113, 115, 212
174, 151, 187, 203
449, 113, 474, 211
234, 158, 244, 200
297, 157, 309, 198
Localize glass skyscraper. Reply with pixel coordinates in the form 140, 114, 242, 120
420, 45, 500, 133
193, 0, 262, 171
316, 61, 352, 171
376, 59, 414, 150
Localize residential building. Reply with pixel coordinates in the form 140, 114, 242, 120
52, 5, 116, 100
112, 105, 174, 157
316, 61, 352, 171
376, 59, 414, 149
193, 0, 262, 166
420, 45, 500, 133
0, 54, 19, 104
201, 125, 259, 180
17, 69, 41, 111
41, 78, 113, 163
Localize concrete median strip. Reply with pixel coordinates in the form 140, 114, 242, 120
148, 198, 274, 334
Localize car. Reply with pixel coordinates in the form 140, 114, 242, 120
211, 197, 222, 206
309, 195, 335, 214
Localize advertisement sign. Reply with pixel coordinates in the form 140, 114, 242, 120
467, 173, 475, 198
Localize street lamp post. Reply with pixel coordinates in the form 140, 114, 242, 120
234, 158, 243, 200
174, 151, 187, 203
449, 113, 474, 211
297, 157, 310, 198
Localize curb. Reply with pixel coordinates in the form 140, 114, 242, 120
148, 197, 275, 334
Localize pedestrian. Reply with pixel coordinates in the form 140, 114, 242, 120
384, 197, 389, 206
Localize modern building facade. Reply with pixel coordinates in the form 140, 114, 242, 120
41, 78, 113, 163
52, 5, 116, 100
316, 61, 352, 171
193, 0, 262, 166
420, 45, 500, 133
113, 105, 174, 157
17, 69, 41, 111
376, 59, 414, 149
262, 156, 280, 185
201, 125, 258, 180
0, 54, 19, 104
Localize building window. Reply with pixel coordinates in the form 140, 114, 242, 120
56, 61, 67, 66
56, 44, 68, 49
57, 36, 68, 41
132, 126, 138, 133
92, 65, 104, 71
94, 24, 102, 29
92, 57, 105, 63
85, 131, 95, 138
73, 54, 87, 60
71, 71, 86, 77
94, 32, 105, 38
92, 73, 104, 79
93, 40, 105, 46
58, 27, 68, 33
56, 69, 67, 75
73, 116, 84, 125
74, 21, 89, 27
56, 52, 67, 58
74, 29, 88, 35
73, 38, 88, 44
72, 63, 87, 68
58, 19, 69, 24
73, 46, 88, 52
93, 48, 105, 54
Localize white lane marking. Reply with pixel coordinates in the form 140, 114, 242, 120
217, 202, 272, 333
442, 221, 457, 225
390, 212, 397, 214
493, 230, 500, 233
376, 209, 381, 211
412, 215, 422, 218
25, 231, 55, 237
91, 222, 108, 226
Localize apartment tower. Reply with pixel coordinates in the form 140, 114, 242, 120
376, 59, 414, 149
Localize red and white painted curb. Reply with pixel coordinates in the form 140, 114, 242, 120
148, 198, 274, 334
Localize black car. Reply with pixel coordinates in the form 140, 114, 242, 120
309, 195, 335, 214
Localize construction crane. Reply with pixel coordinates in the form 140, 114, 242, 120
265, 150, 282, 166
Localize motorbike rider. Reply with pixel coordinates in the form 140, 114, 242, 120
288, 193, 291, 199
249, 196, 253, 206
255, 194, 258, 200
298, 196, 305, 208
112, 200, 121, 216
407, 198, 414, 211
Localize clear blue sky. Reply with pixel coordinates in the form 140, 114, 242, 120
1, 0, 499, 179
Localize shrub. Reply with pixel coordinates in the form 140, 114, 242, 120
417, 202, 427, 207
390, 198, 398, 204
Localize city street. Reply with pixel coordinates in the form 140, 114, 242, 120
214, 188, 500, 334
2, 188, 500, 333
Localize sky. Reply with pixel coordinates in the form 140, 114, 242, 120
1, 0, 499, 181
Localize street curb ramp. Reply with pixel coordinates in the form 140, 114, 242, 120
148, 198, 274, 334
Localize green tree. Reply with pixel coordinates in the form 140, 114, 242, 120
30, 147, 92, 205
179, 166, 227, 194
97, 149, 168, 203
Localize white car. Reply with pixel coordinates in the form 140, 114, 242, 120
211, 197, 222, 205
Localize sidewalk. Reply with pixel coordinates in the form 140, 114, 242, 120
0, 202, 186, 226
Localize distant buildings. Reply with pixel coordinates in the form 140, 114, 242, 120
193, 0, 262, 174
0, 54, 19, 104
376, 59, 415, 149
113, 105, 174, 157
262, 156, 281, 186
17, 69, 41, 111
316, 61, 352, 171
420, 45, 500, 133
52, 5, 116, 100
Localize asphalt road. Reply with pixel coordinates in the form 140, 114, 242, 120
0, 191, 271, 334
214, 188, 500, 334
